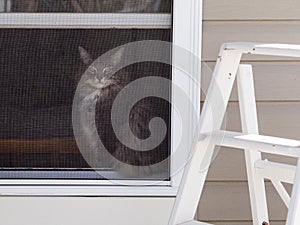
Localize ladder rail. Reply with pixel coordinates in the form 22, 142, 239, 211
222, 42, 300, 58
271, 180, 291, 207
168, 43, 243, 225
286, 159, 300, 224
169, 42, 300, 225
255, 160, 296, 184
237, 64, 269, 225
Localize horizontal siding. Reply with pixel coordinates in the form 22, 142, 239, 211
224, 102, 300, 139
203, 0, 300, 21
203, 21, 300, 61
198, 182, 290, 221
200, 1, 300, 224
207, 147, 298, 181
202, 62, 300, 101
220, 102, 300, 140
206, 102, 300, 181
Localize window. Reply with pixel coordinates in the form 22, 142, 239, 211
0, 0, 171, 13
0, 0, 201, 195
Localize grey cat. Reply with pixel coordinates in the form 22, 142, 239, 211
76, 46, 168, 178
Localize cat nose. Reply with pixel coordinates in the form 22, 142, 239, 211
101, 77, 107, 83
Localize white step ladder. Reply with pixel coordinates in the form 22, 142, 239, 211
168, 42, 300, 225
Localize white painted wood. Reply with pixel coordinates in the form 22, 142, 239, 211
0, 197, 174, 225
171, 0, 202, 188
271, 180, 291, 208
255, 160, 296, 184
203, 0, 300, 20
0, 13, 171, 28
0, 178, 170, 186
203, 21, 300, 61
169, 45, 242, 225
0, 186, 177, 196
237, 64, 268, 225
211, 130, 300, 157
223, 42, 300, 58
286, 159, 300, 224
176, 43, 300, 225
202, 62, 300, 101
169, 140, 215, 225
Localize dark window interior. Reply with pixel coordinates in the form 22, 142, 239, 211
1, 0, 171, 13
0, 28, 171, 180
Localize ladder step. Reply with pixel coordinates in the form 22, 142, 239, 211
255, 160, 296, 183
179, 221, 213, 225
222, 42, 300, 58
208, 130, 300, 157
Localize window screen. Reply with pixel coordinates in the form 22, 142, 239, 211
0, 0, 171, 13
0, 1, 172, 181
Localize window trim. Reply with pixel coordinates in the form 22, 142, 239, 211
0, 13, 171, 29
0, 0, 202, 196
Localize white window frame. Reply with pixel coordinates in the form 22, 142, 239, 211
0, 0, 202, 196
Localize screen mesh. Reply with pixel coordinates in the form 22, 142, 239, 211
0, 28, 172, 180
0, 0, 171, 13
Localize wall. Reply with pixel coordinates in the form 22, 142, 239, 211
198, 0, 300, 224
2, 1, 300, 225
0, 197, 174, 225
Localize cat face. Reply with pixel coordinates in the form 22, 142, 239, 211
76, 46, 128, 98
78, 46, 124, 79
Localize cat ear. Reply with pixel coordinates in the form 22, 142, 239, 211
78, 46, 93, 65
112, 47, 125, 66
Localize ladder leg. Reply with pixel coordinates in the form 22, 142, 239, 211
286, 159, 300, 225
168, 140, 216, 225
237, 65, 269, 225
169, 49, 243, 225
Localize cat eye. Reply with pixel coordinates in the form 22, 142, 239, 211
102, 67, 113, 75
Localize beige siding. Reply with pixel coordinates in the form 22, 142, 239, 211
202, 62, 300, 101
198, 182, 291, 221
203, 0, 300, 21
200, 0, 300, 223
206, 102, 300, 180
203, 21, 300, 61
